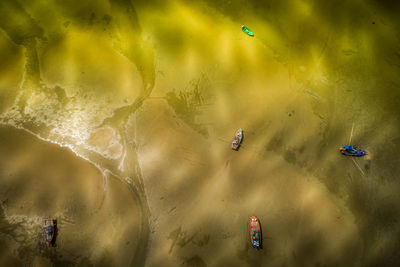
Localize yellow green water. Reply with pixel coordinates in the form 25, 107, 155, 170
1, 0, 400, 266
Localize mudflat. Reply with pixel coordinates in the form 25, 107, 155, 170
0, 126, 142, 266
1, 0, 400, 266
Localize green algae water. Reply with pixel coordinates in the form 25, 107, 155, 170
1, 0, 400, 266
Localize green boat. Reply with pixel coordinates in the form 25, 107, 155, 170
241, 25, 254, 37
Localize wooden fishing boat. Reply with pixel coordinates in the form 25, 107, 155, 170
340, 145, 366, 157
42, 218, 56, 246
249, 216, 262, 249
232, 128, 243, 150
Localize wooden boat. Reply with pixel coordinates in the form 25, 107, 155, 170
232, 128, 243, 150
42, 218, 56, 246
340, 145, 366, 157
249, 216, 262, 248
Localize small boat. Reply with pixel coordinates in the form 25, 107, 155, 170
249, 216, 262, 249
42, 218, 56, 246
340, 145, 366, 157
232, 128, 243, 150
241, 25, 254, 37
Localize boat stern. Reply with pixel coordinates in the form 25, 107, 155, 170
252, 240, 260, 248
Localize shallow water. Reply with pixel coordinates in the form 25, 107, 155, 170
0, 126, 144, 266
1, 0, 400, 266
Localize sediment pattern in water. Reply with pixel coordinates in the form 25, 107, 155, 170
1, 0, 400, 266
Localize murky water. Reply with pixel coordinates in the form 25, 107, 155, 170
1, 0, 400, 266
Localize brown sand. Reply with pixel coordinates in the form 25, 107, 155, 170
0, 126, 142, 266
135, 99, 362, 267
1, 0, 400, 266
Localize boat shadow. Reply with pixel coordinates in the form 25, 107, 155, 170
258, 220, 263, 250
51, 219, 58, 247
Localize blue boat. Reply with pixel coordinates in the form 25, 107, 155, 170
340, 145, 366, 157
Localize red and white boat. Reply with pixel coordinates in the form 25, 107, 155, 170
249, 216, 261, 248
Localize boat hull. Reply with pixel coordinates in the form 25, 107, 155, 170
249, 216, 262, 249
232, 129, 243, 150
340, 146, 366, 157
241, 25, 254, 36
43, 218, 56, 246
